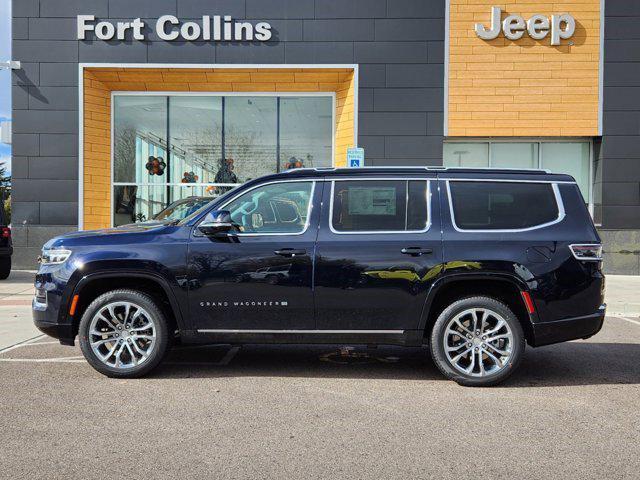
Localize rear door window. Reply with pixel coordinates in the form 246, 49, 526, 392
448, 181, 560, 230
331, 180, 429, 233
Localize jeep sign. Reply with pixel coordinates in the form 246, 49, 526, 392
475, 6, 575, 45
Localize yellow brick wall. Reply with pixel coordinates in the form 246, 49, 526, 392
83, 67, 356, 229
448, 0, 600, 137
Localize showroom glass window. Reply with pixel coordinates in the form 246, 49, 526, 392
443, 140, 593, 216
112, 94, 333, 226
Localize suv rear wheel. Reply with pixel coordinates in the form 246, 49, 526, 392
78, 289, 170, 378
430, 296, 525, 387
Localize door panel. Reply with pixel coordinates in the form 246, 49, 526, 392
314, 178, 443, 331
187, 180, 321, 331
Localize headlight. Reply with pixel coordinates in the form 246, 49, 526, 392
39, 248, 72, 265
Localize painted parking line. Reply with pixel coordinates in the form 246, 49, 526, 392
0, 335, 45, 355
0, 343, 240, 366
617, 316, 640, 327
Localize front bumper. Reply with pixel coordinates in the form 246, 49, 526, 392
33, 299, 76, 345
532, 304, 606, 347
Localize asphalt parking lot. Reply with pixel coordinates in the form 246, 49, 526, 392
0, 315, 639, 479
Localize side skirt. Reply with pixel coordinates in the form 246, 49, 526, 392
180, 329, 424, 347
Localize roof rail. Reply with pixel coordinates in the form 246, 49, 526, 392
283, 166, 551, 174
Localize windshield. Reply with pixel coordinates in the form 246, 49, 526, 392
154, 198, 212, 222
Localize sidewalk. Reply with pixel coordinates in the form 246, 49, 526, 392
0, 270, 638, 351
0, 270, 39, 350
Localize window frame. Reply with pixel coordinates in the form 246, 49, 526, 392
196, 179, 317, 237
110, 91, 336, 227
328, 177, 432, 235
445, 178, 567, 233
443, 138, 594, 221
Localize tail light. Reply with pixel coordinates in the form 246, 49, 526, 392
1, 227, 10, 238
570, 244, 602, 261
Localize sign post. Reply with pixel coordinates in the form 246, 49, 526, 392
347, 147, 365, 168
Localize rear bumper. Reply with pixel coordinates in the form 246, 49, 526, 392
532, 304, 606, 347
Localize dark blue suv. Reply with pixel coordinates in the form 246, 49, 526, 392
33, 167, 605, 386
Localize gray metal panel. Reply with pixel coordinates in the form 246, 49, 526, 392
39, 202, 79, 225
358, 89, 373, 112
28, 157, 79, 180
385, 136, 443, 159
11, 179, 78, 202
13, 40, 79, 62
79, 40, 148, 62
11, 63, 39, 86
12, 0, 39, 17
601, 1, 640, 233
354, 42, 429, 64
12, 18, 28, 40
178, 0, 246, 18
374, 88, 443, 112
41, 0, 108, 17
284, 42, 354, 63
386, 0, 446, 19
315, 0, 386, 19
28, 18, 78, 40
216, 43, 285, 63
108, 0, 176, 18
12, 85, 29, 110
359, 112, 427, 136
303, 19, 374, 41
246, 0, 315, 19
359, 64, 385, 87
28, 86, 78, 110
11, 157, 29, 179
13, 111, 78, 134
40, 63, 78, 86
374, 19, 444, 41
12, 134, 39, 156
266, 20, 303, 42
12, 202, 40, 224
386, 65, 444, 87
147, 42, 215, 63
39, 134, 78, 156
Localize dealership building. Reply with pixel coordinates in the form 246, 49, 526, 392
9, 0, 640, 273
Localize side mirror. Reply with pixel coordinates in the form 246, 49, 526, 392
198, 210, 235, 236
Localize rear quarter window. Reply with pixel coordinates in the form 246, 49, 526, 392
448, 181, 561, 230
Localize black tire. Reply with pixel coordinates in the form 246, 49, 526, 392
430, 296, 525, 387
0, 256, 11, 280
78, 289, 170, 378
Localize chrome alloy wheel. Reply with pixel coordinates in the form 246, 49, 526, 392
443, 308, 514, 377
88, 301, 157, 369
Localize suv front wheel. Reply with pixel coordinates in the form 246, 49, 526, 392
78, 289, 170, 378
430, 296, 525, 387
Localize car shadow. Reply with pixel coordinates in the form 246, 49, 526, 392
154, 341, 640, 387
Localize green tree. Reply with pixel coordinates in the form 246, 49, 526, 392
0, 162, 11, 224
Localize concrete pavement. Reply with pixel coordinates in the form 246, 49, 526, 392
0, 270, 39, 350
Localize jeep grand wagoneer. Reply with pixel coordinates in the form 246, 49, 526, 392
33, 167, 605, 386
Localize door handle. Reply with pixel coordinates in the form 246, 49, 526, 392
274, 248, 307, 257
401, 247, 433, 256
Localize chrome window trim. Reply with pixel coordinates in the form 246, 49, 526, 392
197, 329, 405, 334
328, 178, 432, 235
439, 177, 576, 184
196, 179, 316, 237
446, 180, 566, 233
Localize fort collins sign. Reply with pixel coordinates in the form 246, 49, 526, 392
77, 15, 272, 42
475, 6, 575, 45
